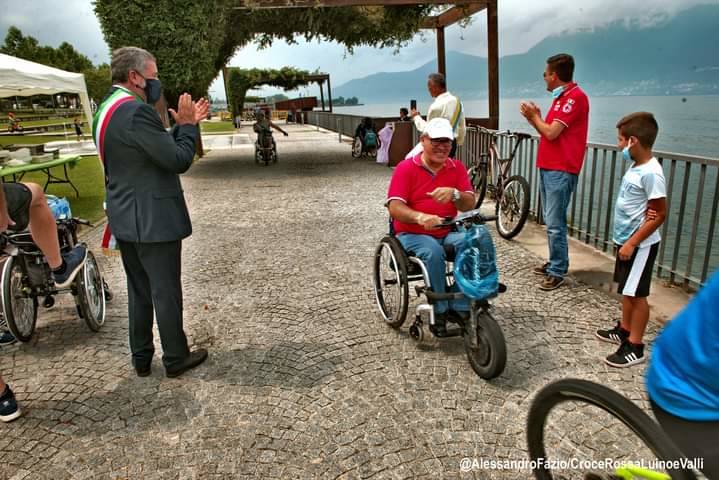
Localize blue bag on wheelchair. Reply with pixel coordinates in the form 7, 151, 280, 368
46, 195, 72, 220
454, 225, 499, 300
364, 131, 378, 148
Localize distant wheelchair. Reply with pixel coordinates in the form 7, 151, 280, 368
352, 131, 380, 158
0, 218, 111, 342
372, 209, 507, 379
255, 128, 277, 166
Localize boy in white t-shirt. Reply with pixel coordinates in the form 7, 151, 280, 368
596, 112, 667, 367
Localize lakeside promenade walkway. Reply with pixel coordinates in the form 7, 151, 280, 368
1, 124, 664, 479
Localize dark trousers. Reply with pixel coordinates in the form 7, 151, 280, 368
117, 240, 190, 370
650, 399, 719, 479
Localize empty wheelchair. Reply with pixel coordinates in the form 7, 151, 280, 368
372, 209, 507, 379
0, 218, 110, 342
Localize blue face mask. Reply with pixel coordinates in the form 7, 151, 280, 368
551, 85, 564, 99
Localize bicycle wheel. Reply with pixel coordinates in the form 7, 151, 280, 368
463, 308, 506, 379
496, 175, 530, 239
1, 256, 38, 343
527, 379, 697, 480
75, 250, 106, 332
372, 236, 409, 328
469, 162, 489, 209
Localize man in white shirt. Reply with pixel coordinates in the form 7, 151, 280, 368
411, 73, 466, 158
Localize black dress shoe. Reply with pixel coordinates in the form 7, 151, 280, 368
165, 348, 208, 378
135, 365, 151, 377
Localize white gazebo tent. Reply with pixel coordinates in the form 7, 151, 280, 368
0, 53, 93, 127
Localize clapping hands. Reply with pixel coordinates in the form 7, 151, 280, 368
519, 101, 541, 121
169, 94, 210, 125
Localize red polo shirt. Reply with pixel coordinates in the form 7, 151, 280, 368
387, 153, 474, 238
536, 82, 589, 175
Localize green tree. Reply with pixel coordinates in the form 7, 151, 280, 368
83, 64, 112, 102
1, 26, 93, 73
94, 1, 434, 111
227, 66, 311, 117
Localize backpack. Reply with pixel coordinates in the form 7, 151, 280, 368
364, 131, 378, 148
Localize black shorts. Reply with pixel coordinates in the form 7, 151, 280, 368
3, 183, 32, 231
614, 242, 659, 298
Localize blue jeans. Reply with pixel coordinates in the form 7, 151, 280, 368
539, 169, 578, 278
397, 231, 470, 314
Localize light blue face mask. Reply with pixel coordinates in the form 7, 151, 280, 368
622, 139, 635, 162
551, 85, 564, 99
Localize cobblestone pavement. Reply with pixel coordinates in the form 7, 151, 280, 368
0, 125, 663, 479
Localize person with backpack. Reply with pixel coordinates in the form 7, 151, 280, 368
355, 117, 379, 154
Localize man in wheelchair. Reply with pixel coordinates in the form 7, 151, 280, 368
0, 182, 87, 289
253, 110, 288, 149
385, 118, 476, 337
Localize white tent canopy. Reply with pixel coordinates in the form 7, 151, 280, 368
0, 53, 93, 125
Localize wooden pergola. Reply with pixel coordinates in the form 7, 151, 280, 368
234, 0, 499, 128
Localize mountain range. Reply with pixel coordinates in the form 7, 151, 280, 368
333, 5, 719, 102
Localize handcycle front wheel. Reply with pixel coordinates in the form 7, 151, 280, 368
496, 174, 530, 240
527, 379, 697, 480
372, 236, 409, 329
75, 250, 106, 332
463, 307, 506, 379
1, 256, 38, 343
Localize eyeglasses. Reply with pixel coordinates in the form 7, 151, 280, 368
429, 138, 452, 148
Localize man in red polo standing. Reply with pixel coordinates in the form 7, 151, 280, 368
386, 118, 476, 337
520, 53, 589, 291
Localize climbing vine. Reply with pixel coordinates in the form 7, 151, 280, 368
227, 67, 313, 116
94, 1, 436, 108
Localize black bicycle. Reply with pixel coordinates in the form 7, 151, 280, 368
527, 379, 698, 480
467, 127, 531, 239
0, 218, 111, 342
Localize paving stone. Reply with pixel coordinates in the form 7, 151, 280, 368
0, 125, 662, 479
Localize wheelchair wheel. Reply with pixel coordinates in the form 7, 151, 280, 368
527, 379, 697, 480
463, 308, 506, 379
254, 147, 261, 164
352, 137, 363, 158
496, 175, 530, 240
75, 250, 105, 332
1, 256, 38, 343
372, 236, 409, 328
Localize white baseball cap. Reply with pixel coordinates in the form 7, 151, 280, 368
422, 117, 454, 140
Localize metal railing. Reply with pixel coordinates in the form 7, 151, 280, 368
307, 112, 718, 290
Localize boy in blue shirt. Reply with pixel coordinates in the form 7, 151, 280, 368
596, 112, 667, 367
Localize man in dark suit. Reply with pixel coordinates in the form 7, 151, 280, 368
102, 46, 209, 378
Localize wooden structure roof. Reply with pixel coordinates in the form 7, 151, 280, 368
232, 1, 499, 128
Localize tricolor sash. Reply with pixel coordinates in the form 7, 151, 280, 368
92, 86, 141, 255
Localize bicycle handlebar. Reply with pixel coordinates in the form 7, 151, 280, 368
477, 126, 533, 141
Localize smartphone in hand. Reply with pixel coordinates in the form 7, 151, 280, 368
410, 99, 417, 110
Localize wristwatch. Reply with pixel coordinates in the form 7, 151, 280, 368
451, 188, 461, 203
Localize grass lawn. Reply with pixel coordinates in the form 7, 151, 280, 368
0, 135, 69, 147
4, 155, 106, 224
200, 120, 235, 133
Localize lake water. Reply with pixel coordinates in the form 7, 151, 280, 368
334, 95, 719, 159
335, 95, 719, 284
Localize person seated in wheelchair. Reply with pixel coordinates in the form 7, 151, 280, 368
0, 182, 87, 289
385, 117, 476, 337
354, 117, 379, 152
253, 110, 288, 150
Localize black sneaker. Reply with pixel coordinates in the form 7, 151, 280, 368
0, 330, 17, 346
0, 385, 22, 422
605, 341, 645, 368
533, 262, 550, 276
429, 313, 448, 337
596, 322, 629, 344
53, 245, 88, 289
539, 275, 564, 291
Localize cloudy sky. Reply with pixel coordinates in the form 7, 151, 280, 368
1, 0, 716, 99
